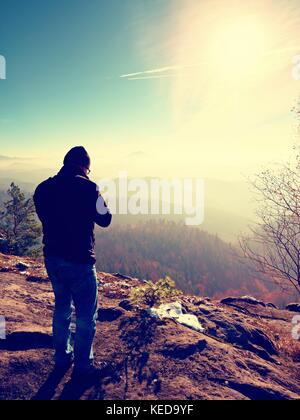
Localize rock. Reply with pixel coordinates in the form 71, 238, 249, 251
221, 296, 266, 308
193, 299, 207, 306
113, 273, 134, 281
0, 267, 10, 273
26, 276, 48, 283
0, 332, 53, 351
98, 307, 123, 322
196, 305, 215, 316
1, 252, 299, 401
267, 303, 278, 309
160, 339, 207, 359
119, 299, 133, 311
211, 318, 278, 361
286, 303, 300, 313
213, 379, 295, 401
15, 262, 30, 271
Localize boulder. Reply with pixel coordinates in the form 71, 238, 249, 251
0, 332, 52, 351
267, 303, 278, 309
113, 273, 134, 281
26, 275, 48, 283
15, 262, 30, 271
160, 339, 207, 359
286, 303, 300, 313
210, 317, 278, 361
119, 299, 134, 311
221, 296, 266, 308
98, 307, 123, 322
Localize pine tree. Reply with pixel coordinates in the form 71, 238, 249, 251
0, 183, 42, 256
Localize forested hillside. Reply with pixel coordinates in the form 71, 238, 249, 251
95, 221, 286, 305
0, 183, 294, 306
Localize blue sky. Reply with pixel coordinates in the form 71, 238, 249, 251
0, 1, 172, 152
0, 0, 300, 179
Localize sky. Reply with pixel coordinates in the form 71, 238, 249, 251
0, 0, 300, 180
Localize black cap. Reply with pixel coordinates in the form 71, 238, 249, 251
63, 146, 91, 169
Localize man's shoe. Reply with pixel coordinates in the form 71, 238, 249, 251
71, 361, 108, 383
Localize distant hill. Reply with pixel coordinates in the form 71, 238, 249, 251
112, 206, 250, 243
0, 163, 53, 186
0, 173, 255, 241
95, 220, 293, 307
0, 190, 6, 204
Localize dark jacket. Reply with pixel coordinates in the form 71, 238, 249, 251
34, 165, 112, 264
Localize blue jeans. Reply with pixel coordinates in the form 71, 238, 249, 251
45, 257, 98, 370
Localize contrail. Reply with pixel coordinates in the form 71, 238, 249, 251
120, 64, 199, 80
120, 46, 300, 81
127, 74, 180, 81
120, 66, 182, 78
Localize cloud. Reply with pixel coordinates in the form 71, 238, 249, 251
126, 150, 147, 158
0, 155, 15, 161
0, 155, 36, 163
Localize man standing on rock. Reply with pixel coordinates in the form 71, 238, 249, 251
34, 147, 112, 380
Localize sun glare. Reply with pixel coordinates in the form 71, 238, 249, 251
211, 17, 267, 78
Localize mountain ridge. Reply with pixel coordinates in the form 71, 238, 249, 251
0, 253, 299, 400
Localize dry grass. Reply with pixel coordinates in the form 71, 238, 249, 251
266, 322, 300, 362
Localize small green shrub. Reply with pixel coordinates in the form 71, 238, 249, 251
130, 276, 182, 308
